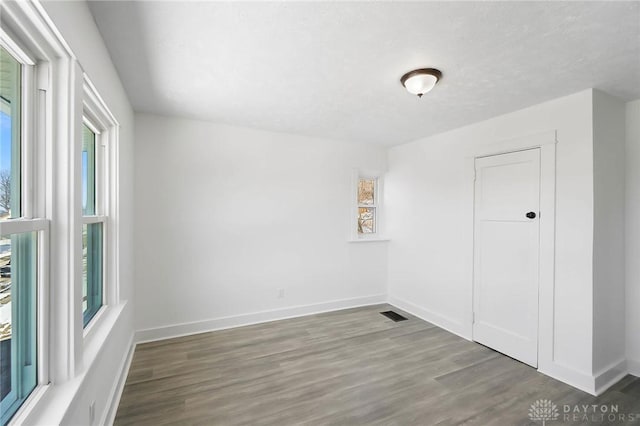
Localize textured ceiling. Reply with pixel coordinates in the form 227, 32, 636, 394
88, 1, 640, 146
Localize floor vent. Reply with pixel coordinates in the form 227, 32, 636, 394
380, 311, 408, 322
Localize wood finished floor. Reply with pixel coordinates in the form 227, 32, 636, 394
115, 305, 640, 425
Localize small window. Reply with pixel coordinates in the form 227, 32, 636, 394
358, 178, 377, 234
357, 177, 377, 235
81, 124, 104, 327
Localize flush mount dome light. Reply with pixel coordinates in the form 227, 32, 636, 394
400, 68, 442, 97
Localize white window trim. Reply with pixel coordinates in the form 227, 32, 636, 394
0, 19, 50, 409
349, 169, 389, 242
1, 2, 126, 425
80, 117, 107, 332
81, 74, 120, 341
0, 0, 76, 423
0, 28, 36, 66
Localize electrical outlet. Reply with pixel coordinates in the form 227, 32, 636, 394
89, 401, 95, 425
277, 288, 285, 299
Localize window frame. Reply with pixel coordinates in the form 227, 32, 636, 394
350, 170, 386, 242
0, 1, 124, 424
0, 1, 88, 424
0, 31, 50, 426
357, 176, 378, 235
80, 74, 119, 336
80, 119, 105, 328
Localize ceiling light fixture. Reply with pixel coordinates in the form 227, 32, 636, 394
400, 68, 442, 98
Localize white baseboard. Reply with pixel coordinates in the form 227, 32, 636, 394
384, 296, 629, 396
628, 358, 640, 377
387, 295, 471, 341
538, 362, 597, 395
135, 294, 387, 343
101, 336, 136, 426
594, 359, 628, 395
131, 293, 634, 400
538, 359, 627, 396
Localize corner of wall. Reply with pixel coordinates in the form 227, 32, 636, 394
626, 99, 640, 375
387, 296, 472, 341
591, 90, 626, 375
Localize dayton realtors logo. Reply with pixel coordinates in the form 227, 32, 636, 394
529, 400, 560, 425
563, 403, 639, 423
529, 399, 640, 424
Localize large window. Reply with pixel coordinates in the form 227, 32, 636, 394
1, 2, 121, 424
0, 45, 43, 426
81, 123, 104, 327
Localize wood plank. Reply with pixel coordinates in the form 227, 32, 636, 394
115, 305, 640, 425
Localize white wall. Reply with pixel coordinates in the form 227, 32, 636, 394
386, 90, 597, 390
25, 1, 136, 425
592, 91, 626, 381
627, 99, 640, 376
134, 114, 387, 340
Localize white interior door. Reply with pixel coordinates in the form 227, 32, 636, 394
473, 148, 541, 367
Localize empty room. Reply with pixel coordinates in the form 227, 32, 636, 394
0, 0, 639, 425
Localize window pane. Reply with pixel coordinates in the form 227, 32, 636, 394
357, 207, 376, 234
82, 223, 102, 327
82, 223, 87, 314
82, 125, 96, 216
0, 232, 37, 426
0, 47, 22, 220
358, 178, 375, 205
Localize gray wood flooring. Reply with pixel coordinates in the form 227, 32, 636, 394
114, 304, 640, 425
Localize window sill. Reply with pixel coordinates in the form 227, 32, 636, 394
83, 302, 125, 356
82, 304, 108, 339
348, 238, 390, 243
8, 384, 51, 426
15, 302, 128, 426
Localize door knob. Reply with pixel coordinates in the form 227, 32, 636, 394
526, 212, 536, 219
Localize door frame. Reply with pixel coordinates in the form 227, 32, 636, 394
464, 131, 557, 373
